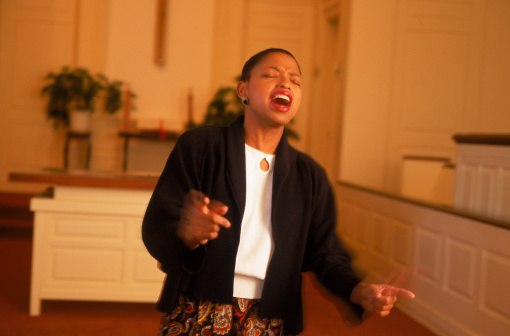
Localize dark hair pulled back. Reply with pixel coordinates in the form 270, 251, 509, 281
240, 48, 301, 82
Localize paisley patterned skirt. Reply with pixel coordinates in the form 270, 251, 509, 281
159, 294, 285, 336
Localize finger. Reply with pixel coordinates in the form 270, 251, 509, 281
211, 213, 231, 228
377, 306, 393, 316
206, 231, 219, 241
373, 299, 395, 316
376, 295, 397, 306
192, 198, 210, 214
211, 205, 229, 216
197, 229, 219, 245
208, 200, 229, 216
378, 310, 391, 317
208, 199, 226, 210
378, 298, 396, 309
383, 286, 415, 299
400, 289, 415, 299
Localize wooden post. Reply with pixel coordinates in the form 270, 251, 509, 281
154, 0, 168, 66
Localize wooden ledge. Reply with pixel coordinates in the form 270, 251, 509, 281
453, 133, 510, 146
9, 169, 159, 190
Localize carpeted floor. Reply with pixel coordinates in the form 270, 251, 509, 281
0, 195, 436, 336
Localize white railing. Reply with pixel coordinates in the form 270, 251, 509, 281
335, 182, 510, 336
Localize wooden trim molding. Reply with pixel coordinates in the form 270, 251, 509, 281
9, 169, 159, 190
452, 133, 510, 146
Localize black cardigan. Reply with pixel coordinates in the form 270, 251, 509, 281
142, 116, 362, 334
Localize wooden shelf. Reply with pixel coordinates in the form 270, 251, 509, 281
118, 130, 180, 141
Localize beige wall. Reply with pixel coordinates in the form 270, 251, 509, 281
339, 0, 510, 194
1, 0, 509, 194
0, 0, 79, 193
0, 0, 317, 192
338, 0, 397, 188
0, 0, 241, 191
104, 0, 215, 127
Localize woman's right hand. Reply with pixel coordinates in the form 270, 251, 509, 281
177, 189, 231, 250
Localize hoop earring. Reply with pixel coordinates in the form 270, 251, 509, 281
242, 98, 249, 106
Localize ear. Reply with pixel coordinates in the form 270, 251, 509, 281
237, 81, 247, 100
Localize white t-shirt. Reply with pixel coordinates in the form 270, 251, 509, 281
233, 144, 275, 299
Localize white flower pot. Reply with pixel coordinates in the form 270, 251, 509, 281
69, 109, 92, 133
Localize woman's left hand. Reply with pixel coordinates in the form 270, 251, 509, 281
350, 282, 415, 318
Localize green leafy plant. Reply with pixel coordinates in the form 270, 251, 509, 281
187, 86, 244, 129
98, 75, 136, 115
103, 79, 124, 114
41, 66, 135, 128
41, 67, 103, 127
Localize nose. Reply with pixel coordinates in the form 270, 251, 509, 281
278, 75, 291, 89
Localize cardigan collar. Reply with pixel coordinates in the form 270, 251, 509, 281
225, 115, 295, 214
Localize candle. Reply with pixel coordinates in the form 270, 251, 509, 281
159, 119, 166, 140
123, 87, 132, 131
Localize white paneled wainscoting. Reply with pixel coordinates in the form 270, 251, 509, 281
336, 182, 510, 336
28, 182, 164, 316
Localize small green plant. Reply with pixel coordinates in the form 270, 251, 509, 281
187, 86, 244, 129
97, 75, 136, 115
103, 79, 124, 114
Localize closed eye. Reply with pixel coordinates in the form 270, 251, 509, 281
262, 73, 278, 78
291, 76, 301, 87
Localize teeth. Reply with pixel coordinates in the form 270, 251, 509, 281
273, 94, 290, 102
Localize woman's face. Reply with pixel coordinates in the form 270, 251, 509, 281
238, 52, 302, 131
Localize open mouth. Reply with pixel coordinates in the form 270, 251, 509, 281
270, 91, 292, 110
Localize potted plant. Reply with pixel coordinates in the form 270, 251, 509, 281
41, 66, 103, 131
98, 75, 136, 115
187, 85, 244, 129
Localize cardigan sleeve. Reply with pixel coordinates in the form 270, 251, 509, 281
301, 166, 364, 317
141, 131, 208, 275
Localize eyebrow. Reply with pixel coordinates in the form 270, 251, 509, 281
269, 66, 301, 77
